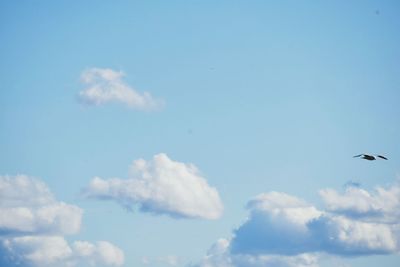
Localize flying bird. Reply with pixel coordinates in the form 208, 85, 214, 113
353, 154, 388, 161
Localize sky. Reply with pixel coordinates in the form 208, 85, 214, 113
1, 1, 400, 267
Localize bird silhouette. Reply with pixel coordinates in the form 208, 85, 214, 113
353, 154, 388, 161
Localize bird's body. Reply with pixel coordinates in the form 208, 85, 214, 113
353, 154, 388, 161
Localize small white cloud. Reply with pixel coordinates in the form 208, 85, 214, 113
78, 67, 164, 110
0, 175, 125, 267
83, 153, 223, 220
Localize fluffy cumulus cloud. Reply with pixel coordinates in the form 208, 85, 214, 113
0, 175, 124, 267
0, 175, 82, 236
193, 181, 400, 267
78, 68, 164, 110
83, 153, 223, 220
319, 182, 400, 223
231, 192, 322, 255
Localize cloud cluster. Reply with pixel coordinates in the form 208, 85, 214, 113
0, 175, 124, 267
194, 182, 400, 267
83, 153, 223, 220
78, 68, 164, 110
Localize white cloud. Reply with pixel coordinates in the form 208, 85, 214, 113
0, 175, 124, 267
194, 238, 319, 267
0, 175, 53, 207
195, 238, 232, 267
0, 175, 83, 235
232, 253, 319, 267
308, 215, 398, 255
78, 68, 164, 110
83, 153, 223, 220
232, 191, 399, 256
319, 182, 400, 223
1, 237, 124, 267
231, 192, 322, 255
73, 241, 124, 266
246, 192, 322, 226
194, 181, 400, 267
2, 236, 72, 267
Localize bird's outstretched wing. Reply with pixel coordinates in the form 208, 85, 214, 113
353, 154, 376, 160
377, 155, 388, 160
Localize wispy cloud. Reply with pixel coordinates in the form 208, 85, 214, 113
83, 153, 223, 220
0, 175, 124, 267
78, 68, 164, 111
193, 180, 400, 267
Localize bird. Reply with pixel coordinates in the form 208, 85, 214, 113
353, 154, 388, 161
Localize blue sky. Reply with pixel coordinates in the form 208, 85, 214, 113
1, 1, 400, 267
